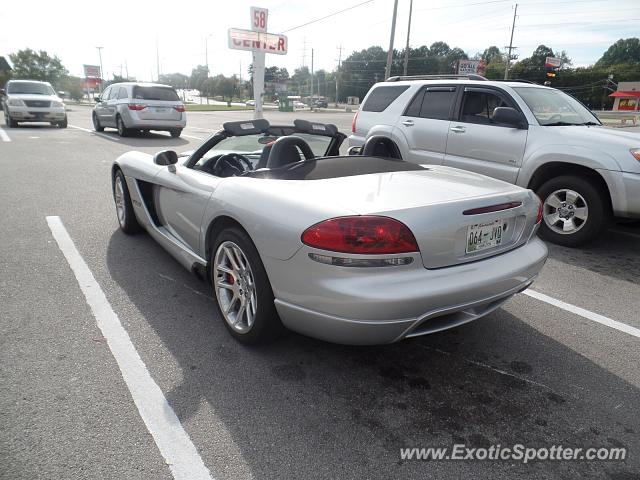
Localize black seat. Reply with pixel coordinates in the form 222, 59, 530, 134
265, 136, 315, 169
462, 93, 490, 124
362, 136, 403, 159
255, 143, 274, 169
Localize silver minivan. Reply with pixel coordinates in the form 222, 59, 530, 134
92, 82, 186, 137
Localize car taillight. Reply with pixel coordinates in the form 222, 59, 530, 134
351, 110, 359, 134
128, 104, 146, 111
536, 196, 543, 224
301, 216, 419, 254
174, 105, 186, 112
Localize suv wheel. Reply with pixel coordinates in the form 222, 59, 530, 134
116, 115, 129, 137
170, 128, 182, 138
5, 112, 17, 128
92, 113, 104, 132
58, 117, 68, 128
537, 175, 609, 247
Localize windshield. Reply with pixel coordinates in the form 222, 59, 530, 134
513, 87, 600, 126
7, 81, 56, 96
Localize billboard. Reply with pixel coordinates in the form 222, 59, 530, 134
83, 64, 101, 78
228, 28, 287, 55
457, 60, 486, 75
544, 57, 562, 69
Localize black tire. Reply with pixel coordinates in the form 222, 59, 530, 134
116, 115, 130, 137
211, 227, 284, 345
58, 117, 68, 128
537, 175, 609, 247
112, 169, 142, 234
5, 112, 17, 128
170, 128, 182, 138
92, 113, 104, 132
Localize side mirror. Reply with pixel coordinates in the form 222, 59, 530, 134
348, 146, 363, 156
154, 150, 179, 166
94, 96, 101, 103
492, 107, 527, 129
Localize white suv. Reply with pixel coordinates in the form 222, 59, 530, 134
349, 75, 640, 246
2, 80, 67, 128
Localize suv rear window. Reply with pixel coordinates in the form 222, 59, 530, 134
362, 86, 409, 112
132, 86, 180, 101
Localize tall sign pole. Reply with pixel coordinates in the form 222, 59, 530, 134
229, 8, 287, 119
250, 7, 268, 119
384, 0, 399, 80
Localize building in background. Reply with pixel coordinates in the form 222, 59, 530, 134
610, 81, 640, 111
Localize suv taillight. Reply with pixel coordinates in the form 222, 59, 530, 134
301, 216, 418, 254
351, 110, 359, 134
128, 104, 146, 111
174, 105, 186, 112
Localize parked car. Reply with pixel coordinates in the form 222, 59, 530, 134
92, 82, 186, 137
349, 75, 640, 247
313, 99, 328, 108
293, 101, 306, 109
2, 79, 67, 128
111, 118, 547, 345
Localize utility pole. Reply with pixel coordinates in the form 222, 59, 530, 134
335, 45, 343, 107
384, 0, 399, 80
403, 0, 413, 76
96, 46, 104, 93
125, 60, 129, 80
156, 37, 160, 81
311, 48, 314, 99
504, 3, 518, 80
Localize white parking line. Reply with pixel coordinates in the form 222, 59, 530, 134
68, 124, 121, 142
46, 216, 214, 480
181, 133, 204, 140
524, 289, 640, 339
0, 127, 11, 142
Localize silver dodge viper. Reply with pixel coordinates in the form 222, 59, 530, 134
111, 119, 548, 345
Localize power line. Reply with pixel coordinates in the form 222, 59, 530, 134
280, 0, 375, 33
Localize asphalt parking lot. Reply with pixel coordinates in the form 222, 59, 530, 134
1, 105, 639, 480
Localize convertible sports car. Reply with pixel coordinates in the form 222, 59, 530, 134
111, 119, 548, 345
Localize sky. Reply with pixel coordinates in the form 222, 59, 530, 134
1, 0, 638, 82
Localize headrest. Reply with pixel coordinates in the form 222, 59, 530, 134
293, 119, 338, 136
222, 119, 270, 136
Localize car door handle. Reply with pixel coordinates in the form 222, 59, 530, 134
402, 120, 414, 127
450, 126, 466, 133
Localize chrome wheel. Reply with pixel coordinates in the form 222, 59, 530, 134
543, 188, 588, 235
214, 241, 257, 334
114, 175, 126, 226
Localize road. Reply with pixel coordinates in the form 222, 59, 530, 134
1, 105, 639, 480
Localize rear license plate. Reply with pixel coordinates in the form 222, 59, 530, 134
154, 107, 167, 113
466, 219, 505, 253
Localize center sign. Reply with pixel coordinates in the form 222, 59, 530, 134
228, 29, 287, 55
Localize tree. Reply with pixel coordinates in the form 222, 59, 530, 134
292, 66, 311, 95
595, 38, 640, 67
8, 49, 68, 86
481, 46, 502, 63
59, 76, 84, 101
510, 45, 571, 83
159, 72, 189, 89
189, 65, 209, 92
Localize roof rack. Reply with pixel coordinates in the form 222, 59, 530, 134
386, 74, 488, 82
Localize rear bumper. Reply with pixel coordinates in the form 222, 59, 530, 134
122, 110, 186, 130
269, 237, 548, 345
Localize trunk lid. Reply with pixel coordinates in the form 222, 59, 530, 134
295, 166, 539, 268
